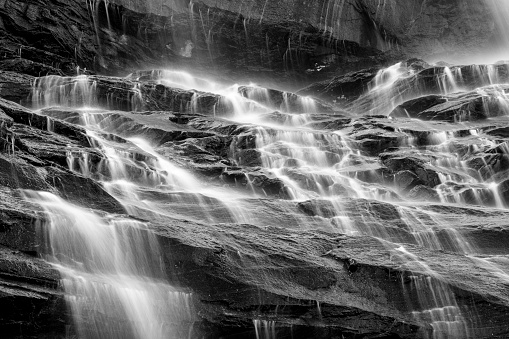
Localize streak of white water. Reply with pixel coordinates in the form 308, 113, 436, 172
253, 319, 277, 339
392, 246, 470, 339
23, 190, 194, 339
485, 0, 509, 62
32, 75, 98, 108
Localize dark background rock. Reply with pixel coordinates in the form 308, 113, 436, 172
1, 0, 502, 87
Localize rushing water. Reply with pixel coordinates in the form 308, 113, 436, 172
23, 191, 195, 339
24, 59, 509, 338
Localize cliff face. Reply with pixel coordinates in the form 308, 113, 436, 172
108, 0, 498, 62
0, 0, 500, 85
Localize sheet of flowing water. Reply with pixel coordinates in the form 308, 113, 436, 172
23, 190, 195, 339
29, 66, 509, 338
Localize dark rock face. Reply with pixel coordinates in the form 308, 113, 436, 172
0, 71, 33, 104
110, 0, 500, 64
0, 0, 391, 86
297, 67, 379, 103
1, 0, 500, 86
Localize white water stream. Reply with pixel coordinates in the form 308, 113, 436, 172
23, 191, 194, 339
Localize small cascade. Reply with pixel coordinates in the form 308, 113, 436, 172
23, 190, 195, 339
485, 0, 509, 62
392, 246, 470, 339
353, 62, 415, 114
352, 62, 509, 115
416, 127, 509, 208
254, 125, 389, 201
86, 0, 105, 68
130, 82, 143, 111
438, 67, 461, 94
253, 319, 277, 339
61, 110, 256, 225
136, 70, 322, 119
32, 75, 98, 108
149, 69, 218, 92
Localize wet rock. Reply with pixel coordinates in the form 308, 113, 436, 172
465, 151, 509, 181
238, 85, 333, 113
0, 98, 91, 147
391, 88, 509, 122
283, 158, 306, 168
0, 246, 65, 338
407, 185, 440, 202
0, 191, 40, 252
486, 126, 509, 138
221, 168, 288, 197
381, 152, 441, 188
297, 68, 379, 103
394, 170, 421, 192
351, 128, 405, 156
344, 258, 359, 274
390, 95, 447, 119
0, 103, 124, 215
281, 167, 335, 193
152, 217, 509, 338
297, 200, 340, 218
32, 74, 329, 117
309, 115, 352, 130
0, 58, 63, 77
0, 71, 34, 104
499, 179, 509, 206
405, 58, 430, 72
435, 181, 507, 207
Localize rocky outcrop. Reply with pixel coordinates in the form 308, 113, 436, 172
1, 72, 509, 337
297, 67, 379, 104
390, 86, 509, 122
0, 71, 33, 104
301, 62, 509, 115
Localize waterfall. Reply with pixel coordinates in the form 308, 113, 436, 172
24, 58, 509, 338
486, 0, 509, 62
23, 191, 195, 339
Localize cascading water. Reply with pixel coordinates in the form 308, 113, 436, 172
23, 190, 195, 339
485, 0, 509, 62
24, 53, 509, 338
351, 62, 509, 115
